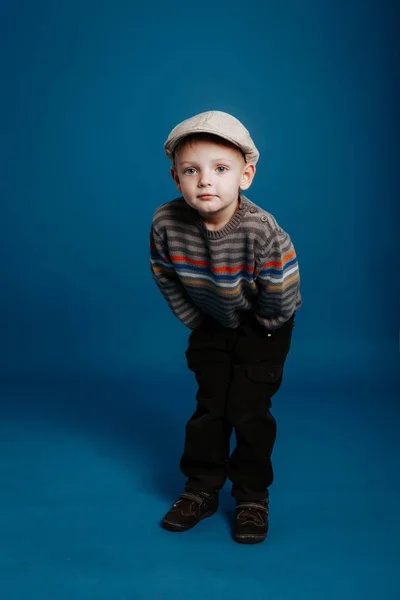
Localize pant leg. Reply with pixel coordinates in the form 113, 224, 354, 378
180, 319, 234, 492
227, 313, 296, 502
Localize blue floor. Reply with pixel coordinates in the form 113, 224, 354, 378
0, 374, 399, 599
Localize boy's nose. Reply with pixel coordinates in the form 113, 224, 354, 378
198, 174, 212, 187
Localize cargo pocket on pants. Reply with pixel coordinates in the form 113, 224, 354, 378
237, 363, 284, 411
245, 363, 283, 384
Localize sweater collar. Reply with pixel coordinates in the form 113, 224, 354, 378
194, 194, 250, 239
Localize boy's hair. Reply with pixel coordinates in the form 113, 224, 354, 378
172, 132, 246, 165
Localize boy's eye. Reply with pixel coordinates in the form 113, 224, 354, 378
216, 166, 228, 172
184, 168, 197, 175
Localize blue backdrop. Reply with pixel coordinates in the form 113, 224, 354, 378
1, 1, 398, 599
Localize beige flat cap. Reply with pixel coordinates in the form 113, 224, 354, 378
164, 110, 259, 164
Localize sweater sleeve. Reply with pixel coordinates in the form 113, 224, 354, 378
150, 226, 204, 330
254, 228, 301, 329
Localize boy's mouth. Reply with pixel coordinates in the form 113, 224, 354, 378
198, 194, 215, 199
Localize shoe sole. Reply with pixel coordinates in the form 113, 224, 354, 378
233, 532, 267, 544
162, 507, 218, 532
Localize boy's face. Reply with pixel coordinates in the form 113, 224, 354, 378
170, 135, 255, 225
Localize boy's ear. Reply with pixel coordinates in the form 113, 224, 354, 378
239, 163, 256, 191
170, 166, 181, 191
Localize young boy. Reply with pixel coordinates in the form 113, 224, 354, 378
150, 110, 302, 544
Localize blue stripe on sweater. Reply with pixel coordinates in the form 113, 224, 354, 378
260, 258, 298, 276
151, 259, 254, 282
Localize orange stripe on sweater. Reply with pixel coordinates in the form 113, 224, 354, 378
171, 255, 253, 273
262, 249, 296, 269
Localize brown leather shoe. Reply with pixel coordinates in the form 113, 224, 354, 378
233, 500, 269, 544
162, 489, 219, 532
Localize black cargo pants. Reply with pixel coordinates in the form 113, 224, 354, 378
180, 312, 295, 502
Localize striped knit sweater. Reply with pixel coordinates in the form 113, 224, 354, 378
150, 194, 302, 331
